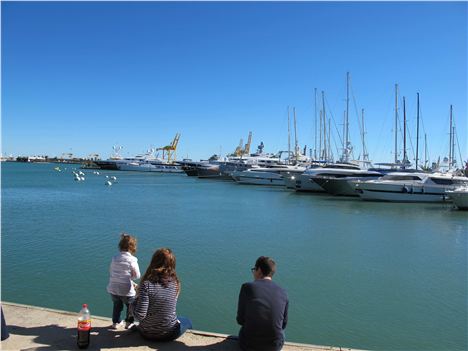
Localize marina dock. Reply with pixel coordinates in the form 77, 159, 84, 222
1, 302, 360, 351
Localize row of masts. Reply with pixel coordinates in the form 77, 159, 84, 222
287, 74, 458, 169
312, 72, 364, 164
394, 84, 457, 170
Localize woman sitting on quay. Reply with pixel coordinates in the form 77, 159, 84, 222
132, 248, 192, 341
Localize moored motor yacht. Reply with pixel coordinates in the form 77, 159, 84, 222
117, 161, 183, 173
231, 165, 306, 186
446, 186, 468, 210
286, 163, 362, 192
353, 172, 468, 202
312, 169, 383, 196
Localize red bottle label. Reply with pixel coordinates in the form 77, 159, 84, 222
78, 319, 91, 331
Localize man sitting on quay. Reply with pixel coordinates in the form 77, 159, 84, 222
236, 256, 289, 351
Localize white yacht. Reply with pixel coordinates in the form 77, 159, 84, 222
446, 186, 468, 210
117, 161, 183, 173
312, 169, 383, 196
231, 165, 306, 186
286, 163, 362, 192
354, 172, 468, 202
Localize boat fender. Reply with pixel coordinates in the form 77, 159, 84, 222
402, 185, 409, 193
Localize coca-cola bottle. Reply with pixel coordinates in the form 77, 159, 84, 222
77, 304, 91, 349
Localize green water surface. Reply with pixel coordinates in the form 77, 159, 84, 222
2, 162, 467, 350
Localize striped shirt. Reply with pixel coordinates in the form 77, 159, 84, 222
106, 251, 140, 297
133, 279, 179, 339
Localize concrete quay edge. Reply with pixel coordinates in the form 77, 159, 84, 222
1, 301, 362, 351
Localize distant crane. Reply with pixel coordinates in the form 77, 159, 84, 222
234, 138, 244, 157
243, 132, 252, 156
233, 131, 253, 157
156, 133, 181, 163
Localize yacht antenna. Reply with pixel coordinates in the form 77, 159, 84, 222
416, 93, 420, 170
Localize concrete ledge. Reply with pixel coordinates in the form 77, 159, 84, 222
1, 302, 360, 350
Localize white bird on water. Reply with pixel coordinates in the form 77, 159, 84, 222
106, 180, 112, 186
111, 176, 117, 181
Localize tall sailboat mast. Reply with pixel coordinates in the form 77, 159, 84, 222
328, 118, 331, 162
293, 107, 298, 163
287, 106, 291, 164
319, 110, 323, 160
416, 93, 420, 170
322, 91, 327, 161
424, 133, 428, 169
342, 110, 346, 159
403, 96, 407, 167
452, 126, 456, 168
361, 108, 368, 162
449, 105, 453, 168
314, 88, 317, 160
345, 72, 350, 163
394, 84, 399, 164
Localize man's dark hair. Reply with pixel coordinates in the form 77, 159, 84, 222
255, 256, 276, 277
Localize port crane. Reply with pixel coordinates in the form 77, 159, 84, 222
156, 133, 180, 163
234, 138, 244, 156
243, 132, 252, 155
233, 132, 252, 157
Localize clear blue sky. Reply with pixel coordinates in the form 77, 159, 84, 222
2, 1, 467, 165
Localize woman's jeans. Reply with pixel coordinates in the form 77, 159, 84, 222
177, 317, 193, 338
111, 294, 136, 324
138, 316, 193, 341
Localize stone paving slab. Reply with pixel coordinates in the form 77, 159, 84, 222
1, 302, 360, 351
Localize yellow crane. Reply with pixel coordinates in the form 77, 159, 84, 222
232, 132, 253, 157
234, 138, 244, 157
156, 133, 180, 163
243, 131, 252, 155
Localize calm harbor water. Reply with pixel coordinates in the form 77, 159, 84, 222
1, 162, 467, 350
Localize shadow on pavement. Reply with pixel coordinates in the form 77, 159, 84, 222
6, 324, 240, 350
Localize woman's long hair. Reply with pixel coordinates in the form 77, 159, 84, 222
140, 248, 179, 290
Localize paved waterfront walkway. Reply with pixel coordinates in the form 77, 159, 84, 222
1, 302, 359, 351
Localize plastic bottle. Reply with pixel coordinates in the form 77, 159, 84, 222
77, 304, 91, 349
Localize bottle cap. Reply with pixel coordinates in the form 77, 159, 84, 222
82, 304, 88, 308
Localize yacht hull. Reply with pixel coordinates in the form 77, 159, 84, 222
447, 191, 468, 210
313, 178, 358, 196
231, 171, 285, 186
294, 174, 325, 192
197, 166, 232, 180
94, 160, 120, 170
356, 184, 451, 203
117, 163, 183, 173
